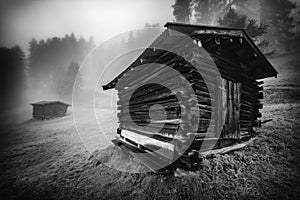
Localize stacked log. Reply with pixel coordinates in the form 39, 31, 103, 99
240, 80, 263, 133
114, 45, 264, 156
115, 51, 219, 154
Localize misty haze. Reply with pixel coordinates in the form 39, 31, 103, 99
0, 0, 300, 200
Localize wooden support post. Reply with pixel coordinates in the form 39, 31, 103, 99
235, 82, 241, 139
214, 76, 223, 138
221, 78, 227, 138
214, 77, 219, 137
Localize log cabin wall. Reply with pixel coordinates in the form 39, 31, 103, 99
115, 48, 263, 147
240, 80, 263, 135
115, 52, 260, 154
42, 104, 68, 119
115, 50, 219, 154
32, 105, 44, 119
31, 102, 69, 119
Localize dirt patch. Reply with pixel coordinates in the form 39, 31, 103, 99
90, 145, 149, 173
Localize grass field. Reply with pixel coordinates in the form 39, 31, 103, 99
0, 54, 299, 200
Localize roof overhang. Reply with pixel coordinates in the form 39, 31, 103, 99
30, 101, 71, 106
102, 22, 277, 90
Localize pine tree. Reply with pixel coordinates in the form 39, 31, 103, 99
260, 0, 297, 52
193, 0, 248, 25
27, 34, 95, 99
218, 8, 274, 55
0, 46, 26, 110
172, 0, 193, 23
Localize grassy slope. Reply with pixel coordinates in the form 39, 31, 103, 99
0, 55, 299, 200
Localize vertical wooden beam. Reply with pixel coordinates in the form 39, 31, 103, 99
224, 80, 230, 139
233, 83, 237, 138
221, 78, 227, 139
228, 81, 234, 138
233, 82, 241, 139
236, 82, 241, 139
214, 76, 220, 138
214, 76, 222, 138
232, 81, 236, 137
222, 80, 227, 138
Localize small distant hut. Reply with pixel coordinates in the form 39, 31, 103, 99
30, 101, 70, 120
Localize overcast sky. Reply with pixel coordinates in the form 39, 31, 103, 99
0, 0, 174, 49
1, 0, 299, 50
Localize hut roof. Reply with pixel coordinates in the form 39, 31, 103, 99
102, 22, 277, 90
30, 101, 70, 106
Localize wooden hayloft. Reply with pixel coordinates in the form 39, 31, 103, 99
102, 22, 277, 171
30, 101, 70, 120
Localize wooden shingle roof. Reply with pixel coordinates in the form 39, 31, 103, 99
30, 101, 70, 106
103, 22, 277, 90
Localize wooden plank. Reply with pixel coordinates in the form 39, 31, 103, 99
228, 81, 234, 138
117, 59, 217, 92
241, 102, 263, 110
119, 118, 182, 124
233, 82, 238, 138
256, 81, 264, 85
214, 76, 221, 137
120, 129, 175, 160
118, 110, 212, 121
232, 81, 237, 137
118, 102, 214, 114
118, 61, 176, 89
120, 124, 179, 136
121, 91, 178, 106
118, 97, 179, 109
118, 95, 214, 111
236, 82, 241, 139
223, 79, 229, 138
199, 137, 256, 157
240, 110, 261, 118
119, 82, 205, 104
221, 78, 227, 139
118, 68, 182, 94
113, 138, 172, 172
116, 52, 178, 87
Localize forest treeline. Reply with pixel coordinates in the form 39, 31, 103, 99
0, 34, 95, 111
0, 0, 299, 111
28, 34, 95, 102
0, 26, 161, 111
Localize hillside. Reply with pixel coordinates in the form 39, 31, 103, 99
0, 54, 299, 199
